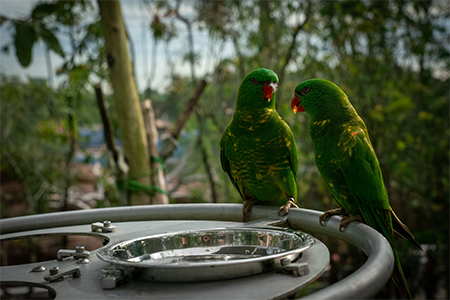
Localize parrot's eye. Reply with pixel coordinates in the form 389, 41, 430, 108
250, 78, 258, 85
301, 87, 311, 95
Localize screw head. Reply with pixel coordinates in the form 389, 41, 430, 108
31, 265, 46, 272
103, 220, 111, 227
76, 258, 90, 264
50, 266, 60, 275
76, 246, 85, 253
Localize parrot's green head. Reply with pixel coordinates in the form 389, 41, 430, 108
291, 78, 348, 119
236, 68, 279, 110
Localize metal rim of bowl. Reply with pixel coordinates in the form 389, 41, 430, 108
96, 227, 315, 269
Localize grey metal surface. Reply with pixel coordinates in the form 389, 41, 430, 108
0, 219, 328, 299
0, 204, 394, 299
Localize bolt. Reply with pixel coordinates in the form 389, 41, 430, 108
281, 258, 291, 266
76, 258, 90, 264
31, 265, 46, 272
76, 246, 85, 253
297, 262, 309, 276
103, 220, 111, 227
50, 267, 60, 275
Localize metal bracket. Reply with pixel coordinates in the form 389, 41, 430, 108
44, 266, 81, 283
57, 246, 90, 260
92, 220, 116, 233
276, 261, 309, 276
102, 269, 127, 290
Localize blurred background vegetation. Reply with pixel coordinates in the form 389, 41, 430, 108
0, 0, 448, 299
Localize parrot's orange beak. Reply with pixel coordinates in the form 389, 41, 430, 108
263, 84, 275, 102
291, 94, 305, 114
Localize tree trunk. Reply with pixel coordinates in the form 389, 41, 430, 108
142, 99, 169, 205
98, 0, 151, 205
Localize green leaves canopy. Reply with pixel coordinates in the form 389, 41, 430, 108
3, 1, 68, 67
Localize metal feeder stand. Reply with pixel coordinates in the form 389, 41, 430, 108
0, 204, 394, 299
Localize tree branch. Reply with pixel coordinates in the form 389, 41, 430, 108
171, 79, 208, 140
195, 110, 218, 203
174, 0, 196, 83
278, 1, 312, 86
95, 84, 119, 162
142, 99, 169, 204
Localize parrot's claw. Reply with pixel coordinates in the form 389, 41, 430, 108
319, 208, 347, 226
242, 199, 260, 222
278, 198, 299, 216
339, 215, 364, 232
242, 212, 249, 223
242, 203, 252, 222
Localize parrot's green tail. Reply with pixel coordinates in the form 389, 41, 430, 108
358, 205, 413, 299
391, 208, 423, 251
391, 250, 412, 299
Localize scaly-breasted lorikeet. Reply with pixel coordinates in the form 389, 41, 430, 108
220, 68, 299, 221
291, 78, 422, 299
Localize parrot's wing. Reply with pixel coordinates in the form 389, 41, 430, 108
338, 126, 393, 238
339, 126, 422, 253
339, 125, 413, 299
283, 121, 298, 182
339, 126, 389, 210
220, 133, 244, 200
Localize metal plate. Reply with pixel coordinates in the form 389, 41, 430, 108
97, 227, 314, 282
0, 217, 330, 299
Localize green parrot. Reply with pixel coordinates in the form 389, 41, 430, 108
220, 68, 299, 221
291, 78, 422, 299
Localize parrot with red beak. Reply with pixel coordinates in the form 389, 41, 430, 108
291, 78, 422, 299
220, 68, 299, 221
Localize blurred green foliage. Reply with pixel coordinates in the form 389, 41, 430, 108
1, 76, 69, 214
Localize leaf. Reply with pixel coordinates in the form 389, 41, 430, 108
39, 25, 65, 58
385, 97, 414, 114
86, 20, 103, 37
69, 64, 89, 84
396, 140, 407, 151
418, 111, 433, 122
0, 15, 9, 25
31, 3, 59, 20
14, 22, 37, 67
151, 15, 167, 40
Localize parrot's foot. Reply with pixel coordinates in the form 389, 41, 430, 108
319, 208, 348, 226
242, 202, 252, 222
278, 197, 299, 216
339, 215, 364, 232
242, 199, 259, 222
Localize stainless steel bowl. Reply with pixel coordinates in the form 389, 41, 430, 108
97, 227, 314, 282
